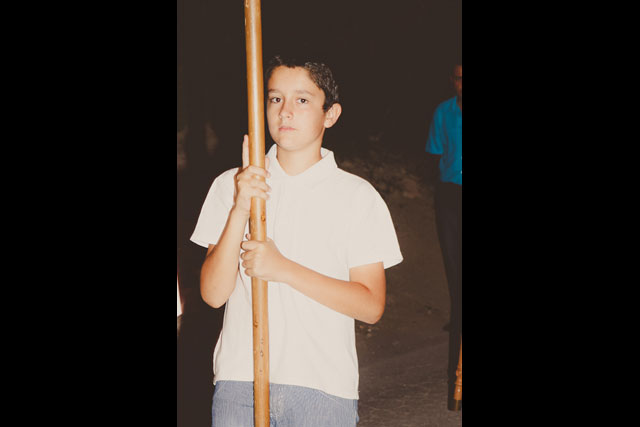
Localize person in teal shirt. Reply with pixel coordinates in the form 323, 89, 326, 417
426, 66, 462, 185
425, 61, 462, 411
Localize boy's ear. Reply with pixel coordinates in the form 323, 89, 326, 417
323, 103, 342, 129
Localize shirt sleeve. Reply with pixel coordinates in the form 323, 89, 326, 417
346, 182, 403, 270
425, 107, 444, 155
190, 168, 238, 248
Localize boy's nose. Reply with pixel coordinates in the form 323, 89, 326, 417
278, 110, 292, 120
278, 102, 293, 120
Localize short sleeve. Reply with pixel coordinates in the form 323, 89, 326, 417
425, 107, 444, 155
346, 183, 403, 270
190, 168, 238, 248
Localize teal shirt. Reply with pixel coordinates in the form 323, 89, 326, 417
425, 96, 462, 185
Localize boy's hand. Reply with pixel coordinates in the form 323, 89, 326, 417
240, 234, 289, 283
233, 135, 271, 218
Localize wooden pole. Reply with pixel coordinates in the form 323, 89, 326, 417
453, 337, 462, 410
244, 1, 269, 425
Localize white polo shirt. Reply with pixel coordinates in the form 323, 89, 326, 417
191, 145, 403, 399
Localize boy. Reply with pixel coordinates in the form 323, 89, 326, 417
191, 55, 402, 426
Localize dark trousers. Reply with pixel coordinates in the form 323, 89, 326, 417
434, 181, 462, 396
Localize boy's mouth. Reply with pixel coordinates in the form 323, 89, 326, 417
279, 126, 295, 132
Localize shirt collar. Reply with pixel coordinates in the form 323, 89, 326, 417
266, 144, 337, 187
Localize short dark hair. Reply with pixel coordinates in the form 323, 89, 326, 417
265, 55, 339, 112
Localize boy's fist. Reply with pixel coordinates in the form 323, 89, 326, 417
233, 135, 270, 217
240, 234, 288, 283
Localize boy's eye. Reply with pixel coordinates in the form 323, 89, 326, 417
298, 98, 308, 104
269, 97, 281, 103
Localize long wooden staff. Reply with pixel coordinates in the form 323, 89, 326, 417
453, 336, 462, 410
244, 1, 270, 425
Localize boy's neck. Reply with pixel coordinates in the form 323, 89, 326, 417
276, 145, 323, 176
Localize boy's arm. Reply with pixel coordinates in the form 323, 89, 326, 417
285, 260, 386, 325
240, 237, 386, 324
200, 136, 271, 308
199, 208, 251, 308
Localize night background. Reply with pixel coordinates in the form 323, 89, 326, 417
178, 1, 461, 425
177, 0, 460, 179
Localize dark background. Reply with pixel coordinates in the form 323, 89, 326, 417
177, 0, 460, 178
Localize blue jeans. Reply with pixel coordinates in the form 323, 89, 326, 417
211, 380, 359, 426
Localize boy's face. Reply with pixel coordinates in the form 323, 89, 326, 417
266, 66, 340, 155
